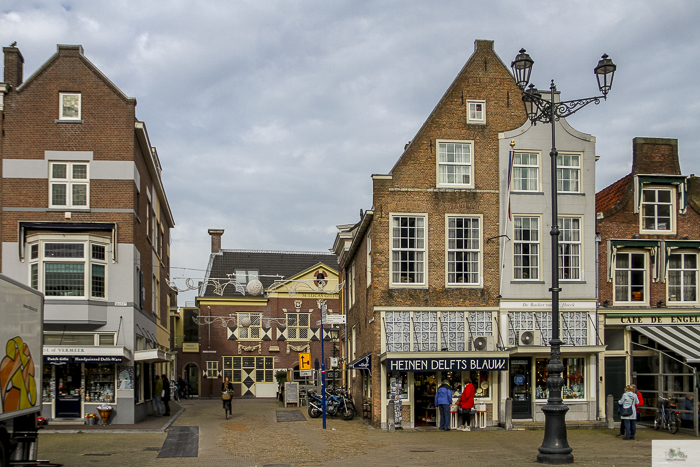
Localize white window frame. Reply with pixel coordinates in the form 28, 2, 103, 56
59, 92, 81, 120
206, 361, 218, 379
558, 217, 582, 281
446, 215, 482, 287
466, 100, 486, 124
512, 152, 540, 192
641, 186, 676, 234
28, 235, 108, 300
513, 216, 540, 281
557, 152, 581, 193
614, 250, 647, 304
49, 161, 89, 209
286, 312, 311, 341
238, 312, 262, 340
390, 214, 427, 287
667, 251, 698, 304
436, 140, 474, 189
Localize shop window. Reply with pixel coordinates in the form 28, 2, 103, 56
98, 334, 115, 346
386, 372, 409, 401
412, 312, 438, 352
474, 371, 491, 398
206, 361, 218, 379
42, 365, 53, 403
85, 364, 115, 404
535, 357, 585, 400
385, 311, 411, 352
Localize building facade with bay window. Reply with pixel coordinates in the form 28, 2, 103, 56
597, 137, 700, 429
0, 44, 176, 423
333, 40, 527, 430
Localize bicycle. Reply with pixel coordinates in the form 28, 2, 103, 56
222, 392, 232, 419
172, 382, 180, 402
655, 396, 680, 434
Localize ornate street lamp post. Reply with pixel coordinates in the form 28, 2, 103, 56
511, 49, 616, 465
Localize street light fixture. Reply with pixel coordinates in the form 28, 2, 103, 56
511, 49, 616, 465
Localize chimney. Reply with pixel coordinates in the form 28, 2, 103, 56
208, 229, 224, 253
3, 46, 24, 88
632, 137, 680, 176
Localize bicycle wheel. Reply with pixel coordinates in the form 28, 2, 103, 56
308, 406, 321, 418
225, 404, 229, 419
654, 412, 662, 430
669, 413, 679, 434
341, 406, 355, 421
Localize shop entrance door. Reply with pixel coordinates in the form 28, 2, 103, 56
510, 358, 532, 419
55, 363, 82, 418
414, 373, 438, 426
605, 357, 626, 422
183, 363, 199, 397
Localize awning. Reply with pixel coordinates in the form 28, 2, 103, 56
133, 349, 173, 363
632, 325, 700, 363
348, 353, 372, 375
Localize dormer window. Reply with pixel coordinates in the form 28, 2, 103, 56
641, 187, 674, 233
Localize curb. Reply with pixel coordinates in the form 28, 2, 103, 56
40, 406, 185, 434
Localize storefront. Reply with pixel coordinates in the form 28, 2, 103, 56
380, 354, 509, 430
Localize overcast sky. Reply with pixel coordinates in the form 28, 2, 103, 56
2, 1, 699, 305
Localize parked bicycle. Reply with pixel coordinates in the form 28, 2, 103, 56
655, 396, 680, 434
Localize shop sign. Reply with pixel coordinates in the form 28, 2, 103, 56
44, 355, 71, 364
386, 357, 508, 372
74, 356, 123, 363
348, 354, 372, 375
182, 343, 200, 353
605, 314, 700, 326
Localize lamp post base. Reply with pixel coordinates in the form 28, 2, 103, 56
537, 402, 573, 464
537, 453, 574, 465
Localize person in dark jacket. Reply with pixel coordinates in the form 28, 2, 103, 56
162, 374, 171, 416
435, 381, 453, 431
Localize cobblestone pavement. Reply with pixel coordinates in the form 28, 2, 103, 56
38, 399, 698, 466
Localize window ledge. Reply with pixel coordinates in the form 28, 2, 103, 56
560, 280, 587, 284
47, 207, 91, 212
434, 187, 475, 192
55, 119, 84, 124
466, 121, 486, 126
641, 230, 676, 235
511, 191, 544, 195
510, 281, 545, 284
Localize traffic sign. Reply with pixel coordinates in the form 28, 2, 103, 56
299, 352, 311, 371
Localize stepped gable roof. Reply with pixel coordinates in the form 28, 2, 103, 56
596, 174, 632, 213
202, 249, 338, 298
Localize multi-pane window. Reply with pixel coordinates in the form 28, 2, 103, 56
641, 188, 673, 232
206, 361, 218, 379
557, 154, 581, 193
49, 162, 89, 208
558, 217, 581, 280
384, 311, 410, 352
562, 312, 588, 346
237, 313, 262, 339
255, 357, 274, 383
615, 252, 646, 302
412, 312, 438, 352
467, 311, 492, 350
533, 312, 553, 346
59, 92, 81, 120
514, 217, 539, 280
29, 240, 107, 298
467, 101, 485, 124
286, 313, 310, 340
437, 141, 473, 188
391, 215, 425, 285
235, 270, 259, 286
441, 312, 466, 351
366, 229, 372, 286
512, 152, 539, 191
447, 216, 480, 285
509, 312, 534, 346
668, 253, 698, 303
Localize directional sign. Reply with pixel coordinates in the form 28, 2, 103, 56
299, 352, 311, 371
316, 315, 346, 326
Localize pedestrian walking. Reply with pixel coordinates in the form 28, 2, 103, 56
154, 375, 163, 416
617, 384, 642, 438
162, 374, 171, 416
435, 381, 452, 431
459, 378, 476, 431
618, 384, 639, 440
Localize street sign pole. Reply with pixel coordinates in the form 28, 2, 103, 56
318, 299, 327, 429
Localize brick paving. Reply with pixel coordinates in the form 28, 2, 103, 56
38, 398, 698, 466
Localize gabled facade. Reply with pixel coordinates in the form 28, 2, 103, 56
0, 45, 175, 424
498, 97, 602, 422
175, 229, 340, 399
334, 40, 526, 429
597, 137, 700, 423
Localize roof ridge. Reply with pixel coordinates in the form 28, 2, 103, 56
221, 249, 334, 256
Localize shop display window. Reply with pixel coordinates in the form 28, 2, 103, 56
85, 364, 115, 403
474, 371, 490, 398
42, 365, 53, 403
386, 372, 408, 400
536, 357, 585, 400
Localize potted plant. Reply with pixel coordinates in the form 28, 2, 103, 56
85, 413, 97, 425
275, 370, 288, 401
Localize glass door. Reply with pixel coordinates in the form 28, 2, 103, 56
510, 358, 532, 419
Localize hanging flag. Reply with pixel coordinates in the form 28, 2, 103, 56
506, 149, 515, 221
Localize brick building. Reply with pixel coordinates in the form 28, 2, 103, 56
0, 44, 175, 424
597, 137, 700, 424
174, 229, 340, 399
333, 40, 527, 429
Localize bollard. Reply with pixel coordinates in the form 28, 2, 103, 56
606, 394, 614, 429
387, 400, 395, 432
505, 398, 513, 431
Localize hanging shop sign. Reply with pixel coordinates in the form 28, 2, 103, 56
348, 353, 372, 375
386, 357, 508, 372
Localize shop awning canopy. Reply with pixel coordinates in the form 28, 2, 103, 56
632, 325, 700, 363
133, 349, 173, 363
348, 353, 372, 375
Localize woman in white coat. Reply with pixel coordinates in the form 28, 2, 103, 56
618, 384, 639, 440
